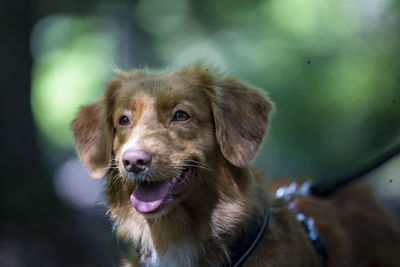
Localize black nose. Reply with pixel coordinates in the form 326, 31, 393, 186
122, 149, 152, 173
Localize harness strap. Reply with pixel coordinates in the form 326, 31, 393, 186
296, 212, 328, 267
276, 182, 329, 267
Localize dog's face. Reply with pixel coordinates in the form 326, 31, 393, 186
109, 71, 217, 216
71, 65, 272, 217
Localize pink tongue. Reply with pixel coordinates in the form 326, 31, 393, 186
130, 181, 170, 213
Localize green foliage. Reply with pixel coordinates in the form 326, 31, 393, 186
31, 0, 400, 177
31, 15, 116, 148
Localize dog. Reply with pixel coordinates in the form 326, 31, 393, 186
71, 65, 400, 266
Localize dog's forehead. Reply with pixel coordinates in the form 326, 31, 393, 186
119, 72, 208, 110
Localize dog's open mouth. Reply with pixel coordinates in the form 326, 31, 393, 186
130, 167, 194, 214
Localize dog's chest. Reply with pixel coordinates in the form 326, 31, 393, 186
142, 243, 200, 267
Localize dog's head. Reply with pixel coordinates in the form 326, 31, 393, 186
71, 65, 273, 217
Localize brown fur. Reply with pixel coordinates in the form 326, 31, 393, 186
71, 65, 400, 267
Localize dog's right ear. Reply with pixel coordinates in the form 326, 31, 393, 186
70, 76, 125, 178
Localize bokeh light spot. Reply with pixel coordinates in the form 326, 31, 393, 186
31, 15, 116, 148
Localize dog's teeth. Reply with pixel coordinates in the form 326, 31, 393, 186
172, 177, 177, 184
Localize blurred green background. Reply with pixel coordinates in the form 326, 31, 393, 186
1, 0, 399, 266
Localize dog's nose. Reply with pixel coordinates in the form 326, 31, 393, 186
122, 149, 152, 173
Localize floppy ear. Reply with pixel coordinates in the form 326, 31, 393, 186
70, 77, 124, 178
211, 76, 273, 167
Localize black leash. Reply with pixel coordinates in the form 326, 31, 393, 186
225, 205, 270, 267
310, 143, 400, 197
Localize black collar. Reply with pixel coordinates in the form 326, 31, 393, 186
224, 205, 270, 267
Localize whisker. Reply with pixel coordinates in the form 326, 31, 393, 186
175, 163, 215, 173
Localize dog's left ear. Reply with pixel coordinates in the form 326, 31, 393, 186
211, 75, 273, 167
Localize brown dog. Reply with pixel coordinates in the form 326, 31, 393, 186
71, 65, 400, 266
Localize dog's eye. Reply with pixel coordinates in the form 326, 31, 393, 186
119, 115, 131, 126
174, 111, 190, 122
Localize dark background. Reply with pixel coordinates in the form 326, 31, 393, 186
1, 0, 399, 266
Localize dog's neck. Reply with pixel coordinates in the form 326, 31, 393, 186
107, 160, 266, 267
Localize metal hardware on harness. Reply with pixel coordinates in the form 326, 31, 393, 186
275, 182, 328, 267
275, 181, 312, 200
